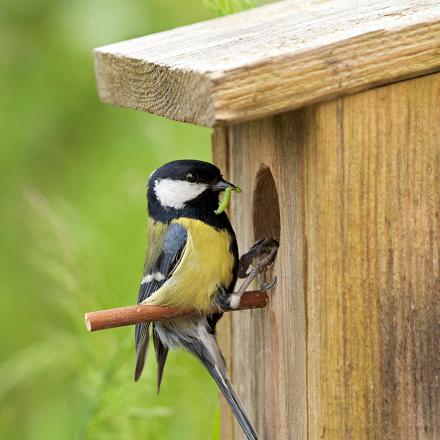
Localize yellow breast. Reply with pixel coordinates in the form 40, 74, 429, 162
146, 218, 235, 312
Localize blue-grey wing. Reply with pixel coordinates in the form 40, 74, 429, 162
134, 223, 187, 382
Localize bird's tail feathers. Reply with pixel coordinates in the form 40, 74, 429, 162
185, 334, 259, 440
208, 362, 259, 440
153, 325, 169, 394
134, 322, 150, 382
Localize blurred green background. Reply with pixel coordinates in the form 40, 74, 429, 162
0, 0, 272, 438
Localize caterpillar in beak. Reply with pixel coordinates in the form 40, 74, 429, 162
215, 186, 241, 215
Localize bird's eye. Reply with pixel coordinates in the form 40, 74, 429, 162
185, 173, 196, 183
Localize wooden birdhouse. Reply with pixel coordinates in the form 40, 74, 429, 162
94, 1, 440, 438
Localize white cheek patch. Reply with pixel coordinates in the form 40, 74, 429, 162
154, 178, 207, 209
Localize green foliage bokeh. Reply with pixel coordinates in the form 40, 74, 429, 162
0, 1, 242, 438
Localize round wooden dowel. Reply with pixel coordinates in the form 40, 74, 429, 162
85, 290, 269, 332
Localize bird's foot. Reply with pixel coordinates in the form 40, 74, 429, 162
215, 239, 279, 311
231, 238, 279, 308
258, 273, 278, 290
238, 238, 279, 278
253, 244, 278, 290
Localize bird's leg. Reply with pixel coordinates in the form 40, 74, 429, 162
238, 238, 279, 291
258, 271, 278, 291
237, 238, 278, 279
216, 239, 278, 311
230, 246, 278, 308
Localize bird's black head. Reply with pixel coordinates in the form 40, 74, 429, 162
147, 160, 237, 227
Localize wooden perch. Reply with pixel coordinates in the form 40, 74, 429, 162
85, 290, 268, 332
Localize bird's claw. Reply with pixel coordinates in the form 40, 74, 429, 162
255, 245, 278, 271
238, 238, 279, 278
252, 245, 278, 290
215, 238, 279, 312
259, 275, 277, 291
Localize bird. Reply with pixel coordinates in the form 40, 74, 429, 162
134, 159, 259, 440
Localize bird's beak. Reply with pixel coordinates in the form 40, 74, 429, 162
210, 179, 238, 192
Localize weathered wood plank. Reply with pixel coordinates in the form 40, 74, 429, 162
212, 126, 236, 440
227, 114, 308, 439
224, 72, 440, 439
305, 71, 440, 440
95, 0, 440, 126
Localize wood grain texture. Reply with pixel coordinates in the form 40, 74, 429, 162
95, 0, 440, 126
227, 115, 308, 440
223, 72, 440, 439
305, 72, 440, 440
212, 126, 236, 440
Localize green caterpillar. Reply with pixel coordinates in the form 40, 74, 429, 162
214, 186, 242, 214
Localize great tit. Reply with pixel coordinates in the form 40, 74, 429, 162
134, 159, 259, 440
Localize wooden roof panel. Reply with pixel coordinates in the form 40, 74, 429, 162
95, 0, 440, 126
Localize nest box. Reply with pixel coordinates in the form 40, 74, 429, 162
94, 1, 440, 438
